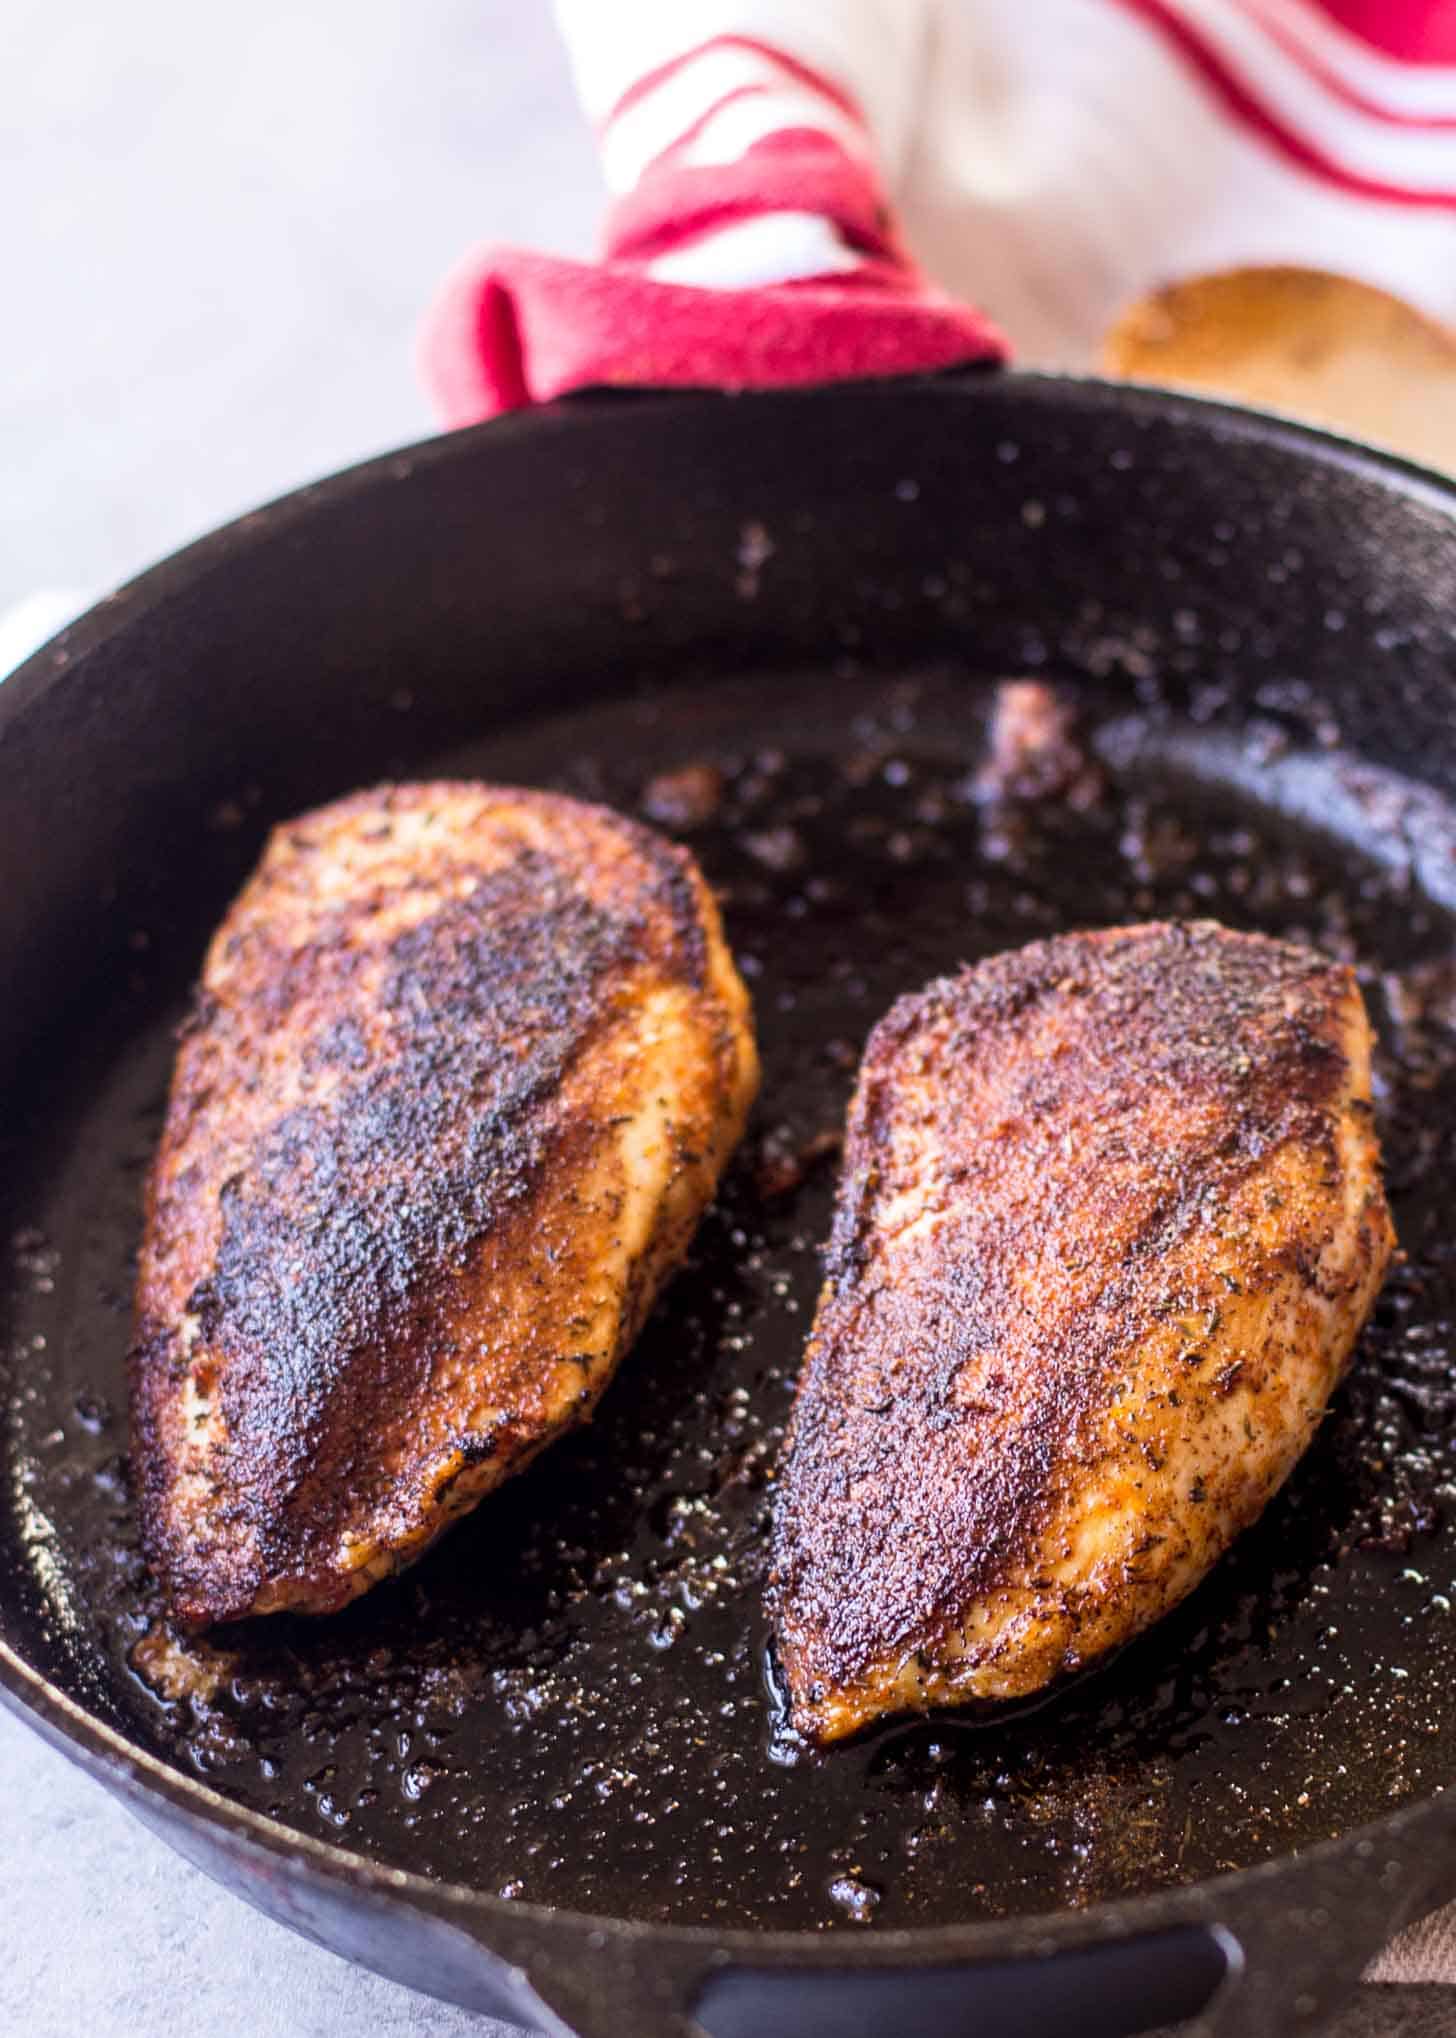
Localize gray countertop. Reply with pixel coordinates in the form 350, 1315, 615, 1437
3, 4, 1452, 2032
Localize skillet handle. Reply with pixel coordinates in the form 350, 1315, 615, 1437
690, 1925, 1238, 2038
520, 1923, 1239, 2038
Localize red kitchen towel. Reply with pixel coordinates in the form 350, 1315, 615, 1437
421, 2, 1456, 423
421, 42, 1007, 422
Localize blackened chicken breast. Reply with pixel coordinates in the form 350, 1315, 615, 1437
132, 783, 757, 1625
771, 922, 1393, 1743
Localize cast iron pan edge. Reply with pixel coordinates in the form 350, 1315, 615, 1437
4, 373, 1456, 2038
7, 1647, 1456, 2038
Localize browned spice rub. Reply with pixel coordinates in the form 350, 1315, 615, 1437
770, 921, 1394, 1743
131, 783, 757, 1626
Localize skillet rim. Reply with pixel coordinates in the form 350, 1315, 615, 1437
3, 368, 1456, 1959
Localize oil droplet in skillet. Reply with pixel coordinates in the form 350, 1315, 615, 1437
762, 1641, 806, 1767
828, 1872, 882, 1923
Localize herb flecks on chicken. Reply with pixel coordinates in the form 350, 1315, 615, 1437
771, 921, 1393, 1744
132, 783, 757, 1626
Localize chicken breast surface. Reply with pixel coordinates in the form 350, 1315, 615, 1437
770, 921, 1394, 1744
131, 782, 757, 1626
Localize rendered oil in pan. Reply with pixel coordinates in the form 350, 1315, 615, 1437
4, 666, 1456, 1934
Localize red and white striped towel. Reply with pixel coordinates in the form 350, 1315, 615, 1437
422, 0, 1456, 420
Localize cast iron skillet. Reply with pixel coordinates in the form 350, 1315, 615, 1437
3, 375, 1456, 2038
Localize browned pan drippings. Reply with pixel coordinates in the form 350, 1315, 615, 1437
3, 666, 1455, 1933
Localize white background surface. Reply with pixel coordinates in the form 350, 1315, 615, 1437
2, 3, 1453, 2032
6, 0, 597, 616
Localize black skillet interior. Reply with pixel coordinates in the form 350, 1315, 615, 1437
3, 375, 1456, 1944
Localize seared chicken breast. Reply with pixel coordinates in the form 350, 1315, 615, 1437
770, 921, 1393, 1743
132, 783, 757, 1626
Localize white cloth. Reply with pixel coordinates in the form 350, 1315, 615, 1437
554, 0, 1456, 365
